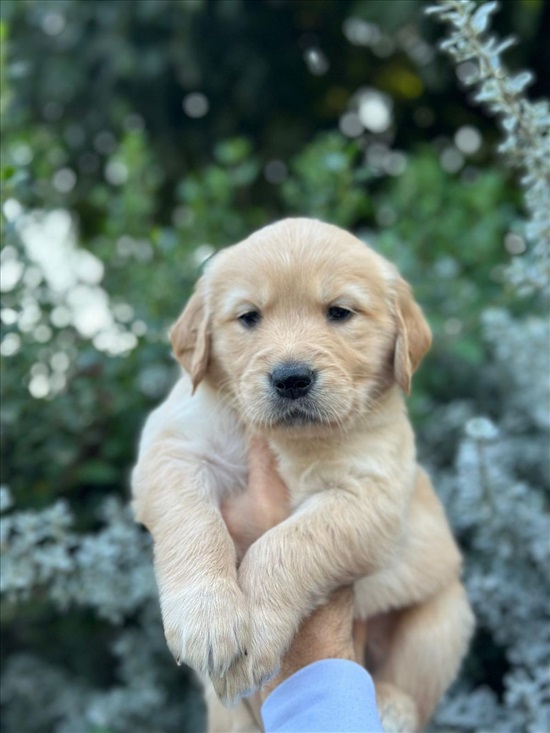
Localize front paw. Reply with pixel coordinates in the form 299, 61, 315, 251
212, 631, 281, 706
160, 578, 249, 677
376, 682, 419, 733
213, 607, 296, 706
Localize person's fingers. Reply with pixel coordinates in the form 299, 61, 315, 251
353, 618, 368, 665
221, 437, 290, 552
245, 436, 290, 534
247, 436, 289, 507
221, 490, 263, 556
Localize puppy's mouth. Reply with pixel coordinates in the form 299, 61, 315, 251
269, 396, 329, 428
277, 410, 322, 427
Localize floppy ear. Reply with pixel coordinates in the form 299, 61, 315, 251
393, 277, 432, 394
169, 278, 210, 392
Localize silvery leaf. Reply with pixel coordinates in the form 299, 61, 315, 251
471, 1, 499, 34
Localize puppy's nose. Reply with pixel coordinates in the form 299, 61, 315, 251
271, 363, 316, 400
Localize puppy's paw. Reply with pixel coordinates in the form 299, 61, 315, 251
160, 578, 249, 677
212, 549, 301, 704
213, 641, 281, 707
213, 606, 295, 706
376, 682, 419, 733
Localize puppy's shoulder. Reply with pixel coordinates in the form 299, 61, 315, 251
138, 373, 246, 472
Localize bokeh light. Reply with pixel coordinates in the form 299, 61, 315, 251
357, 89, 393, 133
454, 126, 482, 155
182, 92, 209, 118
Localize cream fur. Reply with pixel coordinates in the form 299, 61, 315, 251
132, 218, 474, 732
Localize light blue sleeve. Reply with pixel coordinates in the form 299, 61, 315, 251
260, 658, 384, 733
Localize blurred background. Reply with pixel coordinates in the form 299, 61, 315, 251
1, 1, 549, 732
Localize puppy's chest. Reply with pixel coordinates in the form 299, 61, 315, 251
270, 430, 412, 510
272, 447, 373, 509
276, 460, 315, 508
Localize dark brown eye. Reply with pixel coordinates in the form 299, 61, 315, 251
239, 311, 261, 328
327, 306, 353, 322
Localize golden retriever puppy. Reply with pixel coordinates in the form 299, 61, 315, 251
132, 218, 474, 732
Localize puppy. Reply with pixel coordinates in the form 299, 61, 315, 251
132, 218, 474, 732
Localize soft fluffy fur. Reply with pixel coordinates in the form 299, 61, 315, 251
132, 218, 474, 732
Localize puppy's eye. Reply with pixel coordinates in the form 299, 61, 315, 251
238, 311, 261, 328
327, 306, 353, 323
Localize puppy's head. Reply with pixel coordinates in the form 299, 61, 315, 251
171, 219, 431, 434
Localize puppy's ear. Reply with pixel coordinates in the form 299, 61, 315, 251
393, 277, 432, 394
170, 278, 210, 392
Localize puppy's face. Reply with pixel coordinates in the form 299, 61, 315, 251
171, 219, 431, 436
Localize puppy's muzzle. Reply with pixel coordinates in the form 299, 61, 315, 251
270, 362, 317, 400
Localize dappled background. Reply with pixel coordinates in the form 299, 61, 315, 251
1, 1, 549, 732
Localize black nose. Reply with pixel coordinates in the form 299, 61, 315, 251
271, 363, 316, 400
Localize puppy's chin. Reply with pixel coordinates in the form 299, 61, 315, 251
273, 406, 325, 429
244, 395, 356, 438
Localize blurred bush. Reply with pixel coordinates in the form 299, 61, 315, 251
1, 1, 548, 732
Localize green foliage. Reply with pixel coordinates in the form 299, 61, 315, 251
281, 133, 370, 226
374, 149, 522, 408
176, 138, 265, 244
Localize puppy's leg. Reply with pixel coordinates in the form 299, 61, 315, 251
132, 377, 248, 675
133, 441, 248, 676
149, 487, 249, 678
374, 579, 474, 732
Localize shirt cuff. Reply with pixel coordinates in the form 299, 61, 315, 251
260, 658, 384, 733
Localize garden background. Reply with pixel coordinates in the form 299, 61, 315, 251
1, 1, 549, 732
